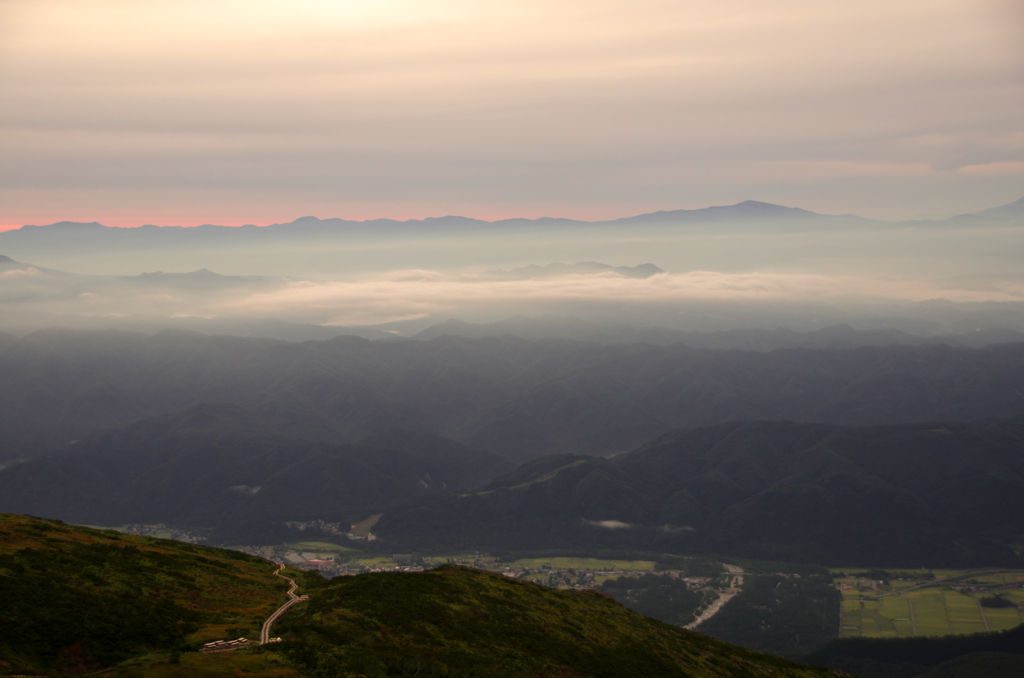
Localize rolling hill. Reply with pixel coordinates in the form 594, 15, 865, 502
3, 329, 1024, 464
0, 513, 305, 676
0, 513, 850, 678
0, 404, 511, 534
374, 417, 1024, 566
268, 563, 847, 678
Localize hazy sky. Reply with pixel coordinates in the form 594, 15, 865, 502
1, 0, 1022, 228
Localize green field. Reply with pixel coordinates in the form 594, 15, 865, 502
350, 555, 400, 568
510, 556, 655, 571
349, 513, 382, 535
838, 569, 1024, 638
283, 540, 357, 555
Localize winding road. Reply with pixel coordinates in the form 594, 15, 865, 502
260, 565, 310, 644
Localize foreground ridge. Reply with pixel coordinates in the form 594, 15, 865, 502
0, 513, 854, 676
269, 564, 854, 677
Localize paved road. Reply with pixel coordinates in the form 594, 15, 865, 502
686, 564, 744, 630
977, 599, 991, 632
260, 565, 310, 644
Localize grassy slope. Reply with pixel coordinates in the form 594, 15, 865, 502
1, 515, 852, 677
273, 564, 851, 678
0, 513, 302, 675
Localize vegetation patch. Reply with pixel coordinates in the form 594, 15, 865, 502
349, 514, 382, 536
510, 556, 654, 572
271, 565, 846, 677
599, 572, 711, 627
802, 624, 1024, 678
698, 574, 842, 656
0, 513, 294, 675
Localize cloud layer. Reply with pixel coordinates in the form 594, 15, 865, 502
220, 269, 1024, 326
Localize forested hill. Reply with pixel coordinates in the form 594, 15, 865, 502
0, 403, 512, 531
375, 417, 1024, 567
3, 328, 1024, 463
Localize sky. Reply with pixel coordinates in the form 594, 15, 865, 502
0, 0, 1022, 228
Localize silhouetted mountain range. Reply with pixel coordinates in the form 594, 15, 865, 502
610, 200, 852, 225
412, 316, 1024, 348
6, 196, 1020, 234
0, 403, 510, 529
375, 417, 1024, 567
1, 328, 1022, 565
3, 329, 1024, 464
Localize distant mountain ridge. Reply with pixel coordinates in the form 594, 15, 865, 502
975, 195, 1024, 220
9, 195, 1022, 232
11, 199, 835, 231
411, 316, 1024, 348
610, 199, 824, 223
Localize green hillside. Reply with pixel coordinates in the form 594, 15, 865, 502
0, 514, 853, 677
376, 417, 1024, 566
270, 564, 847, 678
0, 513, 308, 676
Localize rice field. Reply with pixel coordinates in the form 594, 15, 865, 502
350, 556, 400, 568
510, 556, 655, 571
284, 540, 357, 555
837, 569, 1024, 638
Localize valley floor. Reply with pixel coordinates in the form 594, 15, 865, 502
835, 568, 1024, 638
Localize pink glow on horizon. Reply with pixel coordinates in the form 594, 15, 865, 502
0, 203, 720, 231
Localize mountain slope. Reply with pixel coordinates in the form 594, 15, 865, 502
0, 513, 302, 675
0, 403, 511, 530
973, 195, 1024, 221
0, 514, 849, 678
412, 317, 1024, 349
271, 564, 848, 678
4, 329, 1024, 463
375, 417, 1024, 566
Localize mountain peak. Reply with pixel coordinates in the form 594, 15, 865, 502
976, 195, 1024, 220
616, 200, 822, 225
